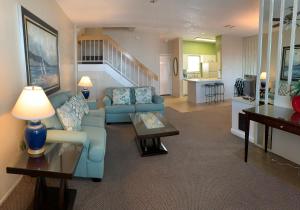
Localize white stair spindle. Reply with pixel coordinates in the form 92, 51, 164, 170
138, 66, 140, 86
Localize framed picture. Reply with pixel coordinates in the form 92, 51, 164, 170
281, 45, 300, 81
21, 7, 60, 95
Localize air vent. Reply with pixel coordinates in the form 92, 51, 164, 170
102, 27, 135, 31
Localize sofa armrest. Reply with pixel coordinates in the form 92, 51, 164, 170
46, 130, 90, 148
87, 100, 97, 110
153, 95, 164, 104
103, 96, 112, 106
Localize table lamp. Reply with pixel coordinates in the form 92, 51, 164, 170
260, 72, 267, 88
78, 76, 93, 99
12, 86, 55, 157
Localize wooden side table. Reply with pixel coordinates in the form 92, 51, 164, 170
7, 143, 82, 210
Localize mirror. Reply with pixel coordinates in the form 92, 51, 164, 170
173, 57, 178, 76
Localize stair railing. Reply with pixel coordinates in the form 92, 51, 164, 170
77, 34, 158, 86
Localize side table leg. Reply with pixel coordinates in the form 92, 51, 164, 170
244, 115, 250, 162
33, 177, 46, 210
59, 179, 67, 210
265, 125, 269, 153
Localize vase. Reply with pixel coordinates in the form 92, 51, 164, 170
292, 96, 300, 113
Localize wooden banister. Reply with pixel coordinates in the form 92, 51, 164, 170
78, 34, 158, 82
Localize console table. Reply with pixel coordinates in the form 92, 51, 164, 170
6, 143, 82, 210
243, 105, 300, 162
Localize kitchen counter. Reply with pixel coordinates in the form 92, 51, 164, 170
185, 78, 222, 104
184, 78, 221, 83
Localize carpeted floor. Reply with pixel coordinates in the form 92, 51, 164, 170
70, 106, 300, 210
2, 105, 300, 210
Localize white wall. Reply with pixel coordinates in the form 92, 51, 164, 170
0, 0, 75, 206
103, 29, 160, 76
221, 35, 243, 99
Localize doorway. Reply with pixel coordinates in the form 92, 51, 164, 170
160, 54, 172, 95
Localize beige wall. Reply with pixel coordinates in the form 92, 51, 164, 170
103, 29, 161, 76
0, 0, 75, 204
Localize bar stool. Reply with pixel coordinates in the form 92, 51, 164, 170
215, 82, 224, 102
204, 83, 216, 103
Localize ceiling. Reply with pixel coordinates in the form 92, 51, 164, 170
56, 0, 259, 39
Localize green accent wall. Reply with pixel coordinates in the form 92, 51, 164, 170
183, 40, 216, 55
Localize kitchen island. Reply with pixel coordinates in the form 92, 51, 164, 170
185, 78, 222, 104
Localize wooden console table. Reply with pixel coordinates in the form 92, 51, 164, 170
243, 105, 300, 162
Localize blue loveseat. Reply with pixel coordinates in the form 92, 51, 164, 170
103, 86, 164, 123
42, 91, 106, 181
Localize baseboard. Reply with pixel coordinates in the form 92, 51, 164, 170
0, 175, 23, 206
231, 128, 254, 143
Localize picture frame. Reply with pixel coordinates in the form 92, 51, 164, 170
21, 7, 60, 95
281, 45, 300, 81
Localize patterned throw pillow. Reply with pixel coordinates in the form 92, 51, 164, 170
68, 96, 85, 120
56, 102, 81, 131
135, 87, 152, 104
112, 88, 131, 105
76, 94, 89, 114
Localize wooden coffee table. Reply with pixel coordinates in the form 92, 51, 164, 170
130, 112, 179, 157
6, 143, 82, 210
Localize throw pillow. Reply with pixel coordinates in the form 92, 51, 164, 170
57, 102, 81, 131
135, 87, 152, 104
69, 96, 85, 120
113, 88, 131, 105
76, 94, 89, 114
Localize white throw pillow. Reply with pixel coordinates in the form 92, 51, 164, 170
68, 96, 85, 120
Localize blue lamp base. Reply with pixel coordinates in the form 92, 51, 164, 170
25, 121, 47, 157
81, 88, 90, 99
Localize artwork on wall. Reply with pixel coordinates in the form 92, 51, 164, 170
281, 45, 300, 81
21, 7, 60, 95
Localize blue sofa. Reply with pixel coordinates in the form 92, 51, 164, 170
103, 87, 164, 123
42, 91, 106, 181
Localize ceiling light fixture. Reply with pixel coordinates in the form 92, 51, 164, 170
194, 37, 216, 43
224, 24, 235, 29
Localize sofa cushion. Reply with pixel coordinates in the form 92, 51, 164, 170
112, 88, 131, 105
82, 126, 106, 162
88, 108, 105, 117
106, 104, 135, 114
135, 103, 164, 112
134, 87, 152, 104
48, 91, 72, 109
81, 115, 105, 128
57, 102, 81, 131
42, 115, 63, 130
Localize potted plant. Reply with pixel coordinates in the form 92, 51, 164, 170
290, 80, 300, 112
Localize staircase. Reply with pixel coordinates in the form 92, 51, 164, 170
77, 34, 158, 87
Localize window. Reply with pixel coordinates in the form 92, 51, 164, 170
187, 55, 200, 72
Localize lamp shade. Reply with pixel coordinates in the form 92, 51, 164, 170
78, 76, 93, 88
12, 86, 55, 121
260, 72, 267, 80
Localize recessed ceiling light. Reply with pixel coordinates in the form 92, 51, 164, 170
194, 37, 216, 43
